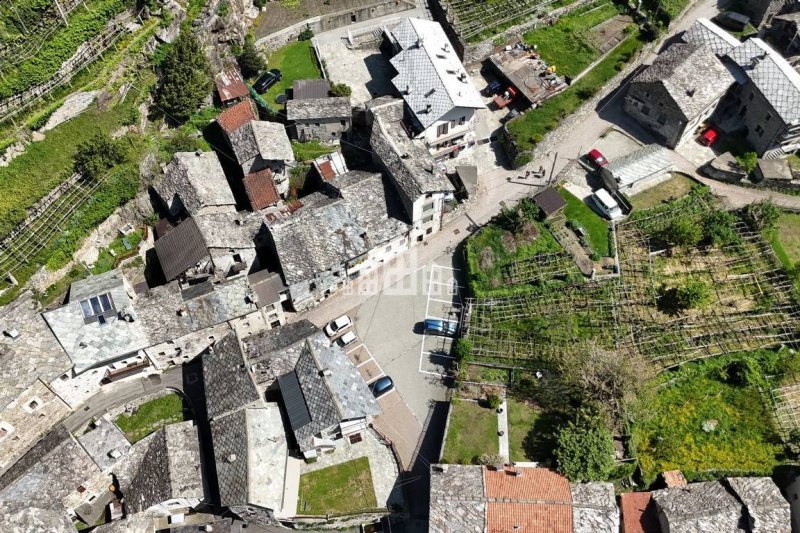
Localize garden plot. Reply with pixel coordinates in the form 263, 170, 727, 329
772, 379, 800, 440
442, 0, 561, 43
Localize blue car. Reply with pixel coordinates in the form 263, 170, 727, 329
370, 376, 394, 398
424, 318, 458, 337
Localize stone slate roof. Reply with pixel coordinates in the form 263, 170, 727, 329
727, 38, 800, 124
202, 332, 261, 420
43, 270, 149, 374
154, 216, 209, 281
215, 67, 250, 103
634, 43, 733, 120
241, 319, 319, 386
0, 291, 71, 409
193, 210, 261, 249
77, 417, 132, 471
286, 97, 351, 121
218, 99, 258, 133
389, 18, 484, 130
294, 79, 331, 100
308, 332, 381, 420
682, 17, 740, 56
244, 405, 287, 512
430, 464, 486, 533
604, 144, 674, 187
268, 171, 410, 285
0, 425, 99, 515
368, 97, 454, 200
157, 151, 236, 215
211, 409, 249, 506
571, 482, 620, 533
244, 169, 280, 210
227, 120, 295, 168
652, 480, 744, 531
726, 477, 792, 532
247, 269, 286, 308
0, 507, 75, 533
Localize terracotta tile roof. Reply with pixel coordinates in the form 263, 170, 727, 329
484, 466, 572, 502
317, 160, 336, 181
620, 492, 659, 533
217, 99, 257, 133
488, 502, 573, 533
215, 67, 250, 103
243, 169, 280, 210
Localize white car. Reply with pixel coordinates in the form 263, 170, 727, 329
335, 331, 358, 348
590, 188, 624, 221
324, 315, 352, 337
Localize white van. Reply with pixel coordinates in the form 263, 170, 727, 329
590, 189, 624, 220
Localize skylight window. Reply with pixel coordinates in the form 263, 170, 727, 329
80, 292, 114, 319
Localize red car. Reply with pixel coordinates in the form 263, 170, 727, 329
587, 148, 609, 168
699, 127, 719, 146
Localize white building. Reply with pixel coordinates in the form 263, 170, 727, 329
386, 18, 485, 158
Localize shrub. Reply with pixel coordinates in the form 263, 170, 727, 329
701, 210, 741, 247
744, 199, 781, 230
156, 32, 212, 122
735, 151, 758, 174
330, 83, 352, 97
298, 28, 314, 41
73, 132, 127, 180
237, 34, 265, 78
453, 338, 473, 361
659, 214, 702, 247
217, 0, 229, 17
486, 394, 502, 409
476, 453, 504, 465
670, 277, 712, 310
554, 411, 615, 481
254, 0, 267, 7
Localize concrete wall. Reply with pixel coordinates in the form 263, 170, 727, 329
255, 0, 415, 52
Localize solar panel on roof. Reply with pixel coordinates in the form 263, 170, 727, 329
278, 371, 312, 430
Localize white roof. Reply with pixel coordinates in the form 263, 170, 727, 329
389, 18, 484, 130
726, 38, 800, 125
682, 18, 739, 56
593, 188, 618, 209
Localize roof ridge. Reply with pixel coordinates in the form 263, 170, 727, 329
306, 339, 347, 420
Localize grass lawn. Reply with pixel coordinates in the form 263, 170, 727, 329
631, 355, 785, 484
292, 140, 335, 162
559, 188, 610, 256
91, 229, 144, 274
114, 393, 188, 443
298, 457, 378, 515
507, 398, 549, 463
765, 213, 800, 272
629, 174, 699, 210
442, 401, 499, 464
507, 32, 644, 157
264, 40, 321, 105
523, 2, 621, 77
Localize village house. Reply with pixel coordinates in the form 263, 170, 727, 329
384, 18, 485, 158
623, 43, 734, 148
286, 79, 352, 142
719, 38, 800, 157
600, 144, 675, 194
277, 331, 381, 459
154, 151, 236, 218
368, 97, 455, 244
681, 17, 740, 56
742, 0, 796, 27
265, 170, 410, 311
429, 464, 620, 532
215, 66, 250, 107
217, 99, 295, 194
243, 168, 281, 211
767, 10, 800, 61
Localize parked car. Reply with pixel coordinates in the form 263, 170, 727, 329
335, 330, 358, 348
324, 315, 352, 337
482, 80, 502, 96
369, 376, 394, 398
253, 69, 282, 93
500, 108, 520, 124
699, 126, 719, 146
590, 188, 624, 220
424, 318, 458, 336
714, 11, 750, 31
587, 148, 609, 168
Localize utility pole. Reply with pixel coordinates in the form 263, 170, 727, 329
549, 151, 558, 186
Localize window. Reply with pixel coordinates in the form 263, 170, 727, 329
422, 215, 434, 223
437, 123, 449, 137
755, 124, 764, 136
450, 120, 456, 128
641, 106, 651, 116
644, 91, 650, 99
657, 114, 667, 125
385, 245, 392, 252
423, 202, 434, 212
749, 91, 755, 101
459, 116, 466, 125
766, 113, 772, 122
270, 320, 282, 328
314, 122, 320, 127
341, 120, 346, 126
426, 227, 433, 235
79, 293, 114, 319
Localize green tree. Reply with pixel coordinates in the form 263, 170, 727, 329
674, 277, 712, 309
702, 210, 740, 247
554, 411, 615, 482
486, 394, 501, 409
659, 215, 702, 247
744, 199, 781, 230
330, 83, 352, 97
735, 151, 758, 174
156, 31, 212, 122
237, 35, 265, 79
73, 132, 126, 180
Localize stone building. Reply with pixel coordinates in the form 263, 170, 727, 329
742, 0, 796, 27
682, 17, 740, 56
368, 97, 454, 244
721, 38, 800, 157
384, 18, 485, 158
155, 151, 236, 218
265, 170, 410, 311
286, 79, 352, 142
624, 43, 733, 148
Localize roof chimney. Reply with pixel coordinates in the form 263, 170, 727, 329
406, 84, 412, 95
3, 329, 19, 339
228, 454, 237, 462
426, 103, 432, 113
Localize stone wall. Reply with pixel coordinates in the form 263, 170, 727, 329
254, 0, 415, 52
